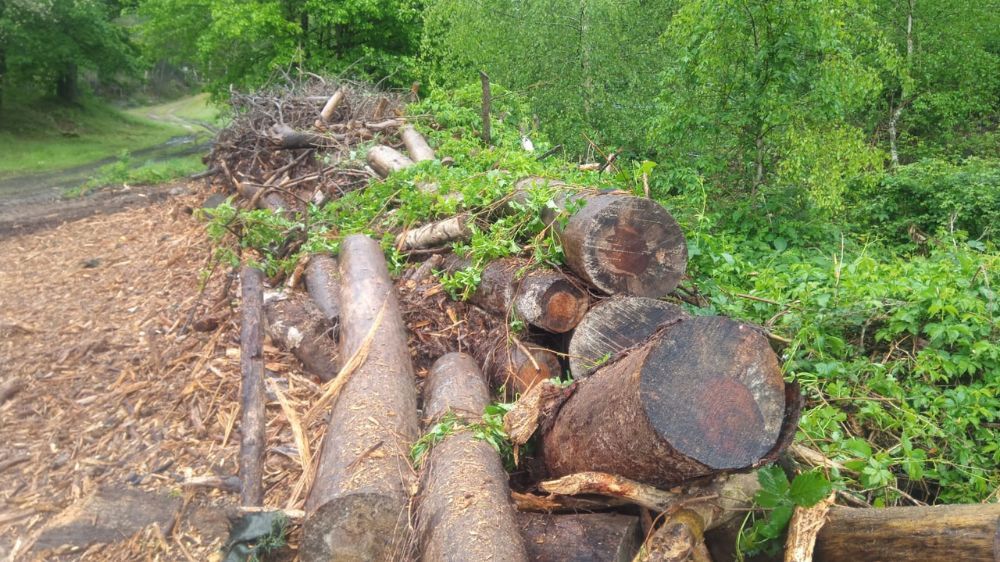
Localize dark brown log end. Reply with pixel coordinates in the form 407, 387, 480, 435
516, 273, 589, 333
300, 493, 408, 562
639, 316, 785, 469
568, 296, 688, 378
507, 345, 563, 394
562, 194, 687, 298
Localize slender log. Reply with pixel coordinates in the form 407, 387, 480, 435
303, 254, 340, 324
271, 123, 333, 149
416, 353, 529, 562
449, 256, 590, 334
236, 182, 290, 213
263, 290, 337, 381
401, 125, 435, 162
367, 145, 414, 177
542, 316, 787, 486
239, 267, 266, 507
317, 88, 345, 124
568, 296, 688, 378
396, 214, 472, 251
518, 512, 643, 562
481, 337, 562, 394
514, 177, 687, 297
301, 235, 419, 562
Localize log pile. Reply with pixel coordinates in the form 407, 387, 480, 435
209, 80, 999, 562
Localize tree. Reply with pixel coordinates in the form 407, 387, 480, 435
0, 0, 136, 103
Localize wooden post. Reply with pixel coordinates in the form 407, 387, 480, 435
239, 266, 266, 507
542, 316, 787, 486
416, 353, 529, 562
300, 235, 420, 561
568, 296, 687, 378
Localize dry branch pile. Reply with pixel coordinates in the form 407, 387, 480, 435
198, 79, 1000, 562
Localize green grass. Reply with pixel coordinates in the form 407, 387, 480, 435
125, 93, 221, 127
0, 94, 214, 178
66, 152, 206, 198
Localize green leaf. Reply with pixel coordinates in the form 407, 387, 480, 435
789, 470, 833, 507
755, 465, 791, 508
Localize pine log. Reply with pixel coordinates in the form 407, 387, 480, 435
396, 214, 472, 251
303, 254, 340, 324
514, 177, 687, 297
263, 290, 337, 381
568, 296, 688, 378
301, 235, 419, 562
402, 125, 435, 162
239, 266, 266, 507
416, 353, 529, 562
367, 145, 414, 177
482, 337, 563, 394
518, 512, 643, 562
542, 316, 786, 486
813, 503, 1000, 562
451, 256, 590, 334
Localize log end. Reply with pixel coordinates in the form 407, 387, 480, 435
509, 347, 563, 394
530, 277, 590, 333
639, 316, 785, 470
301, 494, 408, 562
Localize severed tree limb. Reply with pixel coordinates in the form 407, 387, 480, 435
239, 267, 267, 507
366, 145, 414, 177
540, 472, 683, 512
401, 125, 435, 162
503, 379, 576, 446
511, 491, 631, 513
315, 87, 345, 127
396, 214, 472, 251
785, 493, 835, 562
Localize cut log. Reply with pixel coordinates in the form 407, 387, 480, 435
367, 144, 414, 177
236, 182, 290, 213
301, 235, 419, 562
239, 266, 266, 507
481, 337, 563, 394
316, 88, 345, 125
303, 254, 340, 324
518, 512, 643, 562
396, 214, 472, 251
401, 125, 435, 162
263, 290, 337, 382
568, 296, 688, 378
514, 177, 687, 297
542, 316, 786, 486
416, 353, 529, 562
450, 256, 590, 334
813, 503, 1000, 562
271, 123, 332, 149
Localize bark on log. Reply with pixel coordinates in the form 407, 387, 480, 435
396, 214, 472, 251
236, 182, 290, 214
542, 316, 786, 486
367, 145, 414, 177
301, 235, 419, 562
263, 290, 337, 382
239, 267, 266, 507
317, 88, 345, 124
303, 254, 340, 324
514, 177, 687, 297
568, 296, 688, 379
416, 353, 529, 562
451, 256, 589, 334
271, 123, 332, 149
481, 337, 563, 394
518, 512, 643, 562
402, 125, 435, 162
813, 503, 1000, 562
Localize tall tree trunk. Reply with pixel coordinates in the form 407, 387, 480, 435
890, 0, 914, 170
56, 62, 78, 103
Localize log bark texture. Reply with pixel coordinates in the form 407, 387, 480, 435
239, 267, 266, 507
402, 125, 435, 162
813, 503, 1000, 562
518, 512, 642, 562
481, 337, 563, 394
303, 254, 340, 324
416, 353, 529, 562
367, 145, 414, 177
568, 296, 688, 378
271, 123, 331, 149
317, 88, 345, 124
396, 214, 472, 251
542, 316, 786, 486
236, 182, 290, 213
301, 235, 420, 562
263, 290, 337, 381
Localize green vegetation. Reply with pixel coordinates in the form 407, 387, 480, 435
410, 402, 516, 470
739, 466, 834, 558
67, 151, 204, 197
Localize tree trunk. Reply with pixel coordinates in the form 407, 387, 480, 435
238, 267, 266, 507
514, 177, 687, 297
542, 316, 787, 486
518, 512, 642, 562
56, 62, 78, 103
416, 353, 529, 562
303, 254, 340, 324
367, 145, 414, 177
401, 125, 435, 162
568, 296, 688, 379
481, 336, 563, 395
301, 235, 419, 562
814, 503, 1000, 562
263, 290, 337, 382
480, 71, 492, 145
396, 214, 472, 251
451, 256, 590, 334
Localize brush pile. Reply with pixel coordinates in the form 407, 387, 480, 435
200, 78, 1000, 562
